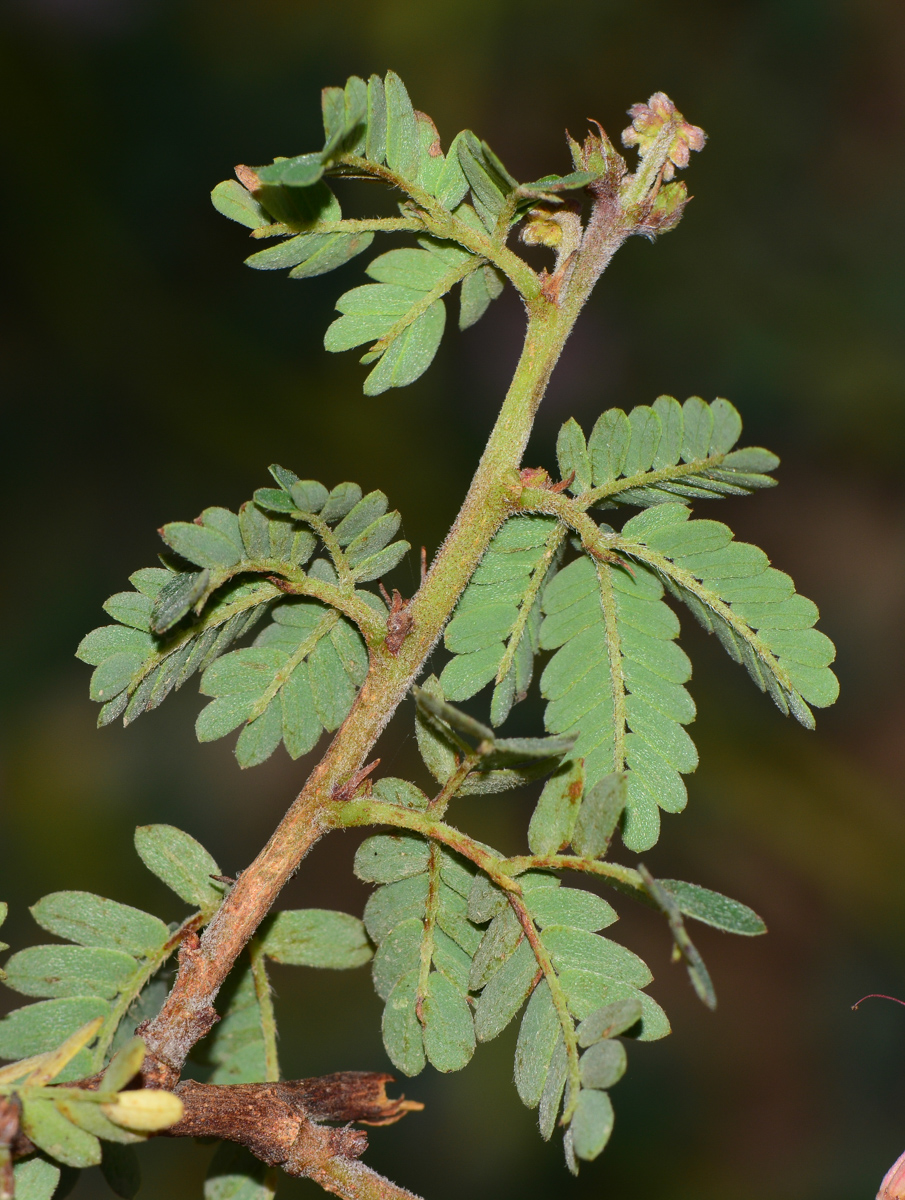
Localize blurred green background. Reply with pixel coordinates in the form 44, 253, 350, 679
2, 0, 904, 1196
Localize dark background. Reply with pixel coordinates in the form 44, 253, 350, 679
2, 0, 905, 1197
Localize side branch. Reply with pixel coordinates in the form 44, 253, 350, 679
168, 1073, 423, 1200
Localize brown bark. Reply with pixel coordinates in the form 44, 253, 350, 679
165, 1074, 422, 1192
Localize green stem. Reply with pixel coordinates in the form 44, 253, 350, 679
335, 154, 540, 298
507, 895, 581, 1124
251, 217, 424, 240
249, 938, 280, 1082
334, 800, 522, 894
503, 854, 647, 900
247, 610, 339, 722
594, 561, 626, 773
494, 522, 566, 688
416, 846, 442, 1007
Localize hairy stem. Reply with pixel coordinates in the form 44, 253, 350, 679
334, 800, 522, 894
507, 896, 582, 1124
141, 181, 634, 1079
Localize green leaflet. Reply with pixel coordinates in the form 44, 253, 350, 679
557, 397, 779, 505
134, 825, 226, 919
3, 947, 136, 1001
540, 553, 696, 852
205, 1142, 276, 1200
247, 230, 374, 278
659, 880, 766, 935
21, 1099, 101, 1169
570, 1088, 615, 1163
79, 466, 411, 767
528, 760, 585, 855
259, 910, 372, 969
525, 888, 617, 933
514, 980, 561, 1107
360, 840, 481, 1075
13, 1158, 62, 1200
618, 509, 838, 728
0, 998, 109, 1064
441, 515, 562, 724
30, 893, 168, 958
456, 131, 518, 230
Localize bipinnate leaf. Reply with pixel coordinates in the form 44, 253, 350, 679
259, 910, 371, 969
134, 825, 226, 918
79, 466, 411, 764
213, 72, 517, 396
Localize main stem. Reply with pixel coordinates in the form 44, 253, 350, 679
142, 203, 632, 1078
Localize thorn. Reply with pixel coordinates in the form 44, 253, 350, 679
550, 470, 576, 494
333, 759, 381, 802
378, 582, 392, 606
268, 575, 297, 593
210, 874, 235, 886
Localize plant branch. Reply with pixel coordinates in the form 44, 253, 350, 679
139, 157, 655, 1087
163, 1073, 423, 1200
